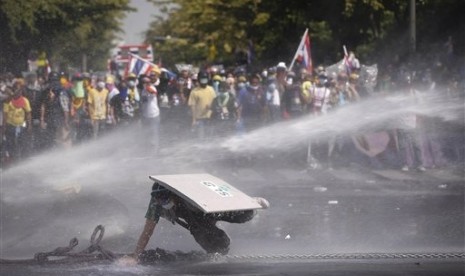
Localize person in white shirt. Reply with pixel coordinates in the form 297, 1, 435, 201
140, 67, 161, 154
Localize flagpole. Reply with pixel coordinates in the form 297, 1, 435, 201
289, 28, 308, 72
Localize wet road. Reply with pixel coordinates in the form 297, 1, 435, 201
1, 150, 464, 275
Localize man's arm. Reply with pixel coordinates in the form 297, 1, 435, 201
118, 218, 157, 266
133, 219, 157, 259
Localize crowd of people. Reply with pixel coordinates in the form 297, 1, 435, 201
0, 54, 463, 171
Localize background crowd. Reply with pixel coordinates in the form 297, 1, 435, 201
0, 52, 463, 171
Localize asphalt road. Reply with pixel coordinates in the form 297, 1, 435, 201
1, 150, 464, 275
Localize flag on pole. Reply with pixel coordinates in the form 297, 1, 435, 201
343, 45, 351, 74
289, 29, 313, 73
126, 53, 156, 77
125, 53, 176, 79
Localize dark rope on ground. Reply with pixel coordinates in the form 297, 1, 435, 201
1, 224, 464, 265
1, 225, 119, 265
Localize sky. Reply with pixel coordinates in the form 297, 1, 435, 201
120, 0, 161, 45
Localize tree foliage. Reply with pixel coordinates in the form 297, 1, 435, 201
0, 0, 133, 74
147, 0, 464, 68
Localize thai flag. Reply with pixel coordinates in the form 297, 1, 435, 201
125, 53, 177, 80
126, 54, 154, 77
289, 29, 313, 73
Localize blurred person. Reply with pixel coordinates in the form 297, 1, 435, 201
282, 71, 305, 119
235, 75, 247, 91
163, 76, 190, 144
210, 81, 237, 137
225, 72, 236, 96
237, 73, 266, 132
23, 72, 44, 153
140, 67, 162, 154
119, 73, 140, 123
265, 62, 286, 123
40, 71, 71, 149
188, 70, 216, 140
109, 80, 126, 127
190, 71, 199, 89
396, 73, 426, 172
212, 74, 222, 95
110, 77, 140, 127
87, 76, 109, 139
59, 73, 74, 147
70, 72, 91, 143
309, 74, 331, 115
177, 69, 192, 104
301, 71, 313, 112
82, 72, 93, 90
306, 74, 332, 170
334, 72, 360, 105
128, 73, 141, 118
105, 75, 120, 128
3, 80, 32, 163
0, 76, 11, 153
348, 73, 363, 99
325, 72, 357, 169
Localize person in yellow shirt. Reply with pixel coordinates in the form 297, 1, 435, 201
188, 71, 216, 140
301, 71, 313, 112
87, 77, 109, 139
3, 80, 32, 163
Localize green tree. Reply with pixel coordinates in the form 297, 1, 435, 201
0, 0, 133, 74
146, 0, 464, 69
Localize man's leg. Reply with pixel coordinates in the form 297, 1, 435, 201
189, 222, 230, 254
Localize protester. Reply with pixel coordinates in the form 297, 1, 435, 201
187, 70, 216, 140
306, 73, 332, 169
23, 72, 44, 153
3, 80, 32, 163
282, 71, 305, 119
396, 75, 426, 172
87, 76, 109, 139
40, 71, 71, 149
266, 62, 286, 123
237, 73, 266, 132
70, 72, 91, 143
140, 67, 162, 154
210, 81, 237, 137
119, 182, 269, 265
